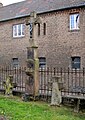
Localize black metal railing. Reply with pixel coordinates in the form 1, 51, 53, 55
0, 66, 85, 101
0, 66, 27, 94
39, 67, 85, 101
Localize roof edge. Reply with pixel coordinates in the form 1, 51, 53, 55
38, 4, 85, 15
0, 3, 85, 22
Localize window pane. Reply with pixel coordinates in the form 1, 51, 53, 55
38, 24, 40, 36
12, 58, 19, 68
22, 24, 25, 35
76, 14, 79, 29
70, 15, 74, 29
18, 25, 21, 35
70, 14, 79, 30
13, 24, 25, 37
13, 25, 17, 36
72, 63, 80, 69
71, 57, 80, 69
39, 58, 46, 62
43, 23, 46, 35
74, 57, 80, 62
39, 57, 46, 68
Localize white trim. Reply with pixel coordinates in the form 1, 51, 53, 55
13, 24, 25, 38
70, 14, 79, 30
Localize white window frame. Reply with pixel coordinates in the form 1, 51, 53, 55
12, 58, 19, 68
13, 24, 25, 38
70, 13, 79, 30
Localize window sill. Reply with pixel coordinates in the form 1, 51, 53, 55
68, 29, 80, 32
71, 68, 80, 71
13, 35, 25, 38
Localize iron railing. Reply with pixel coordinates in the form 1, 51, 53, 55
0, 66, 85, 101
39, 67, 85, 101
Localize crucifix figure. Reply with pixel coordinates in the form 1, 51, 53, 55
29, 23, 33, 38
26, 11, 41, 40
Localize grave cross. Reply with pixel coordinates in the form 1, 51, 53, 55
26, 11, 41, 40
25, 12, 42, 99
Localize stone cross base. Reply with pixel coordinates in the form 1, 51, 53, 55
51, 82, 62, 106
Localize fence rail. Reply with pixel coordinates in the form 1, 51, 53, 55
0, 66, 85, 100
39, 67, 85, 101
0, 66, 27, 94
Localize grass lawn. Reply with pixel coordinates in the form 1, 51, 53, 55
0, 95, 85, 120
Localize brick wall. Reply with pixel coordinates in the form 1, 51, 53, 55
0, 7, 85, 68
38, 8, 85, 68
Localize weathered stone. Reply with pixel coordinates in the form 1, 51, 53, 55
51, 82, 62, 106
25, 12, 41, 98
50, 76, 63, 106
3, 75, 16, 96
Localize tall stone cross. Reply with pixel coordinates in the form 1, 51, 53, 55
26, 11, 41, 98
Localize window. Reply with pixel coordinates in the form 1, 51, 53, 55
71, 57, 81, 69
12, 58, 19, 68
70, 13, 79, 30
43, 23, 46, 35
38, 23, 40, 36
13, 24, 25, 37
39, 57, 46, 68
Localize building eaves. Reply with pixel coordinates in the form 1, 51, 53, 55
0, 0, 85, 22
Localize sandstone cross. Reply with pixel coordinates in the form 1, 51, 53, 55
26, 11, 41, 99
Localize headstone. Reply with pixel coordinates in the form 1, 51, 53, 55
50, 76, 63, 106
51, 82, 62, 106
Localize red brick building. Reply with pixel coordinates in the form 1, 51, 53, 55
0, 0, 85, 68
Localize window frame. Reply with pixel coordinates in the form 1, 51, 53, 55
71, 56, 81, 69
13, 24, 25, 38
39, 57, 46, 68
43, 23, 46, 35
12, 58, 19, 68
38, 23, 40, 36
69, 13, 80, 30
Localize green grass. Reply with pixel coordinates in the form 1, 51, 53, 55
0, 95, 85, 120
